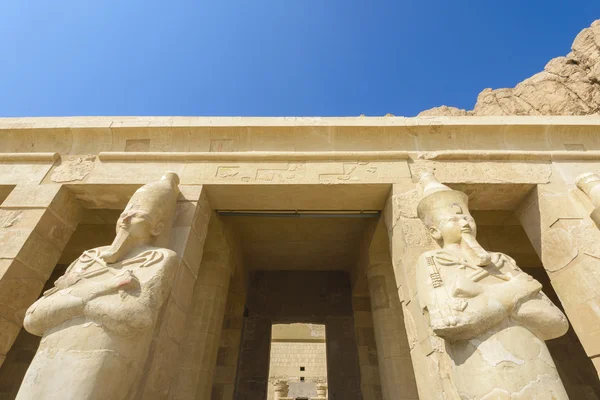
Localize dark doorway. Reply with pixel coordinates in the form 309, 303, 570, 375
233, 271, 362, 400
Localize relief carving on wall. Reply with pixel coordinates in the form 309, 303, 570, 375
415, 172, 569, 399
51, 155, 96, 182
17, 172, 181, 400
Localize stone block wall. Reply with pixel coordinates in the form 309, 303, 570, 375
352, 296, 383, 400
266, 341, 327, 400
525, 267, 600, 399
211, 270, 247, 400
0, 264, 67, 399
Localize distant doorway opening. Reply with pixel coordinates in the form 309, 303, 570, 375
267, 323, 328, 400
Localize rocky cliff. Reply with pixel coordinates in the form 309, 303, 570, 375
418, 20, 600, 117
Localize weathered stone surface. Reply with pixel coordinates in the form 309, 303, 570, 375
414, 173, 569, 399
16, 173, 181, 400
51, 155, 96, 183
417, 106, 468, 117
0, 115, 600, 400
419, 20, 600, 117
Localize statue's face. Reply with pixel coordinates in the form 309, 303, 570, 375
116, 209, 154, 240
431, 212, 477, 245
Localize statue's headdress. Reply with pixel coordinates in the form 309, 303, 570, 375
576, 172, 600, 199
416, 173, 469, 228
124, 172, 180, 244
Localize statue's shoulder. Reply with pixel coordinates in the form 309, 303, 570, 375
158, 248, 178, 261
140, 247, 179, 266
419, 249, 444, 260
419, 249, 460, 265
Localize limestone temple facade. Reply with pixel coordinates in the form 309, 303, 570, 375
0, 116, 600, 399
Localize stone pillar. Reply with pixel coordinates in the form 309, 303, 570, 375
351, 294, 382, 400
137, 186, 212, 399
325, 317, 363, 400
316, 382, 327, 398
0, 184, 81, 367
234, 317, 272, 400
383, 182, 454, 400
170, 213, 235, 399
211, 268, 248, 400
366, 220, 418, 400
273, 379, 289, 400
517, 182, 600, 375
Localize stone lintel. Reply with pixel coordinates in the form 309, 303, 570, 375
98, 151, 410, 162
1, 115, 599, 128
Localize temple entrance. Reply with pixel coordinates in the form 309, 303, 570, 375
234, 271, 363, 400
209, 184, 393, 400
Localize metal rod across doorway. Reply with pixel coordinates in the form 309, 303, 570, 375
216, 210, 381, 218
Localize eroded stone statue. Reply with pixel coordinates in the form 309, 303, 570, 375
17, 173, 181, 400
415, 173, 569, 399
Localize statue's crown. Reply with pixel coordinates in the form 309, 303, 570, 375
125, 172, 180, 223
576, 172, 600, 194
416, 173, 469, 227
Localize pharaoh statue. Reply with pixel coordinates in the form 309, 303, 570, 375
415, 173, 569, 399
17, 173, 181, 400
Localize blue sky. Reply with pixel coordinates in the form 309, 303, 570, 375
0, 1, 598, 117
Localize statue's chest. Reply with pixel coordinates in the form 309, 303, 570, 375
71, 248, 164, 283
437, 253, 515, 286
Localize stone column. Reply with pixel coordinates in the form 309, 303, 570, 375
169, 213, 235, 399
272, 379, 289, 400
351, 294, 382, 400
137, 186, 212, 399
234, 317, 272, 400
367, 220, 418, 400
517, 182, 600, 375
211, 268, 248, 400
325, 317, 363, 400
0, 184, 81, 367
316, 382, 327, 398
383, 182, 453, 400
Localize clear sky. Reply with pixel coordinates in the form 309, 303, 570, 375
0, 1, 598, 117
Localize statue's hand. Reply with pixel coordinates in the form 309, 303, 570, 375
431, 314, 471, 337
54, 272, 82, 290
113, 270, 140, 290
511, 273, 542, 302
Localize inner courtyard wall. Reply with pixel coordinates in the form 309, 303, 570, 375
265, 323, 328, 400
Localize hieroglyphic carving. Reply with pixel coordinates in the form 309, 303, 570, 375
51, 155, 96, 183
415, 172, 569, 399
16, 173, 181, 400
256, 163, 305, 183
209, 138, 235, 152
216, 166, 240, 178
410, 160, 552, 184
319, 161, 374, 183
0, 210, 22, 228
